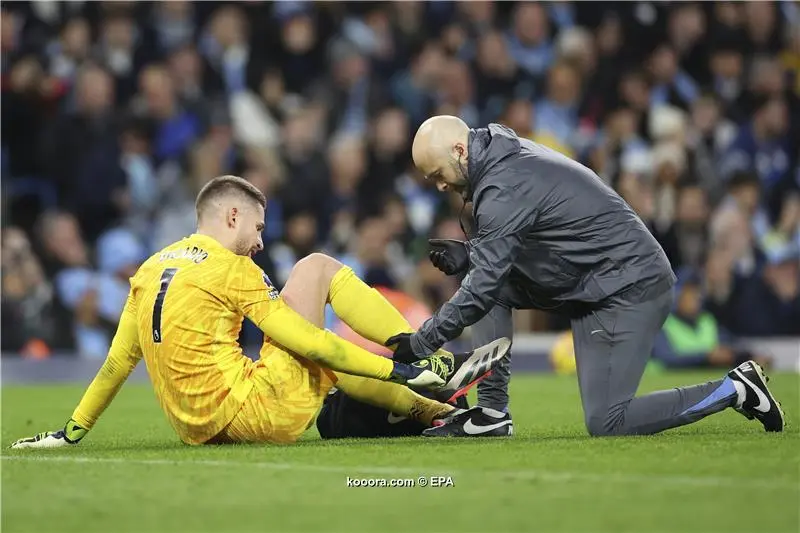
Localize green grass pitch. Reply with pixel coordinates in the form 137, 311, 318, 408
2, 371, 799, 533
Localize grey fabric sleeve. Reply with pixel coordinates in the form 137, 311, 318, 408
411, 183, 535, 355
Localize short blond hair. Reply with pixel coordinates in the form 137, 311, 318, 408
195, 175, 266, 220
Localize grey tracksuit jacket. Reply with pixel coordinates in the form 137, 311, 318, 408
412, 124, 676, 355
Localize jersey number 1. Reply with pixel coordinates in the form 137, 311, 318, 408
152, 268, 178, 343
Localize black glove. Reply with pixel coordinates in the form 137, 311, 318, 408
428, 239, 469, 276
385, 333, 417, 364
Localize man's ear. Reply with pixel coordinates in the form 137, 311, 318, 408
227, 207, 238, 228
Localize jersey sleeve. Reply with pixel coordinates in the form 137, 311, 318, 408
71, 288, 143, 429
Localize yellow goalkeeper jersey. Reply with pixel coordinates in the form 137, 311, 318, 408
70, 233, 392, 445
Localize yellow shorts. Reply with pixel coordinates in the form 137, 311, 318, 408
212, 344, 337, 444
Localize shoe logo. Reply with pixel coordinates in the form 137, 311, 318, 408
387, 413, 407, 424
416, 359, 429, 368
463, 418, 512, 435
734, 369, 771, 413
590, 329, 603, 336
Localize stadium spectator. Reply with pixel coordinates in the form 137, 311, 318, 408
652, 269, 767, 369
381, 193, 415, 256
98, 12, 145, 107
533, 61, 582, 151
436, 58, 478, 126
1, 227, 73, 355
363, 107, 411, 208
727, 249, 800, 336
46, 17, 91, 90
167, 44, 209, 120
505, 2, 553, 81
657, 184, 710, 271
394, 160, 441, 240
278, 105, 329, 217
390, 40, 445, 129
148, 1, 196, 57
269, 211, 320, 288
200, 5, 256, 97
134, 63, 202, 164
473, 30, 520, 125
40, 64, 124, 242
686, 93, 737, 202
647, 43, 700, 110
2, 1, 799, 354
707, 41, 746, 121
713, 171, 772, 247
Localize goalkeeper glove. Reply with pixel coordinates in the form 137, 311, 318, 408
10, 419, 88, 449
388, 360, 445, 389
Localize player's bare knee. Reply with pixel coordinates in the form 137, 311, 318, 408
294, 253, 342, 284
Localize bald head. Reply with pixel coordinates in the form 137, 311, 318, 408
412, 115, 470, 194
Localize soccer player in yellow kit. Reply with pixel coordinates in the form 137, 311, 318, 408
12, 176, 508, 448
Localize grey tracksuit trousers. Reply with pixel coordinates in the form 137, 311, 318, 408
474, 282, 736, 436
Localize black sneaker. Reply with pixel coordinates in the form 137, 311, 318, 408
728, 360, 786, 432
423, 406, 513, 437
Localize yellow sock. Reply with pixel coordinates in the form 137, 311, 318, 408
328, 265, 452, 357
328, 266, 414, 344
334, 373, 454, 425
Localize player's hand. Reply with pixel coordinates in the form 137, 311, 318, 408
10, 419, 88, 449
386, 333, 416, 364
388, 360, 445, 389
428, 239, 469, 276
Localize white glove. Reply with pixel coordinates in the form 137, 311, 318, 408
10, 420, 87, 449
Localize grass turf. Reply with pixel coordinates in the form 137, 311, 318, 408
2, 371, 799, 533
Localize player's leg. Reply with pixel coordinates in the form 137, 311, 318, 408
284, 252, 510, 395
279, 253, 337, 327
333, 372, 454, 427
282, 253, 417, 348
211, 256, 344, 445
473, 304, 514, 411
317, 389, 470, 439
573, 289, 745, 436
280, 255, 455, 427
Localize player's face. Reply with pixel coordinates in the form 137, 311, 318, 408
233, 203, 265, 257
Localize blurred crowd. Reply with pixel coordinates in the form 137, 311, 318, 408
2, 1, 799, 359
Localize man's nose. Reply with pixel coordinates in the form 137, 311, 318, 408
256, 238, 264, 251
437, 182, 448, 192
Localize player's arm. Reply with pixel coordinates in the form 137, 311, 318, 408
10, 291, 143, 449
229, 261, 425, 384
411, 183, 535, 356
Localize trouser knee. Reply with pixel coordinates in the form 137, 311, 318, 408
584, 401, 629, 437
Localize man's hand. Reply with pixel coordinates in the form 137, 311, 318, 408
385, 333, 417, 364
10, 419, 88, 449
428, 239, 469, 276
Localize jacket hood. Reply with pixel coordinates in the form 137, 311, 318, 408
466, 124, 521, 201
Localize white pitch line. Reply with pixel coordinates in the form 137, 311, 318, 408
2, 455, 798, 491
